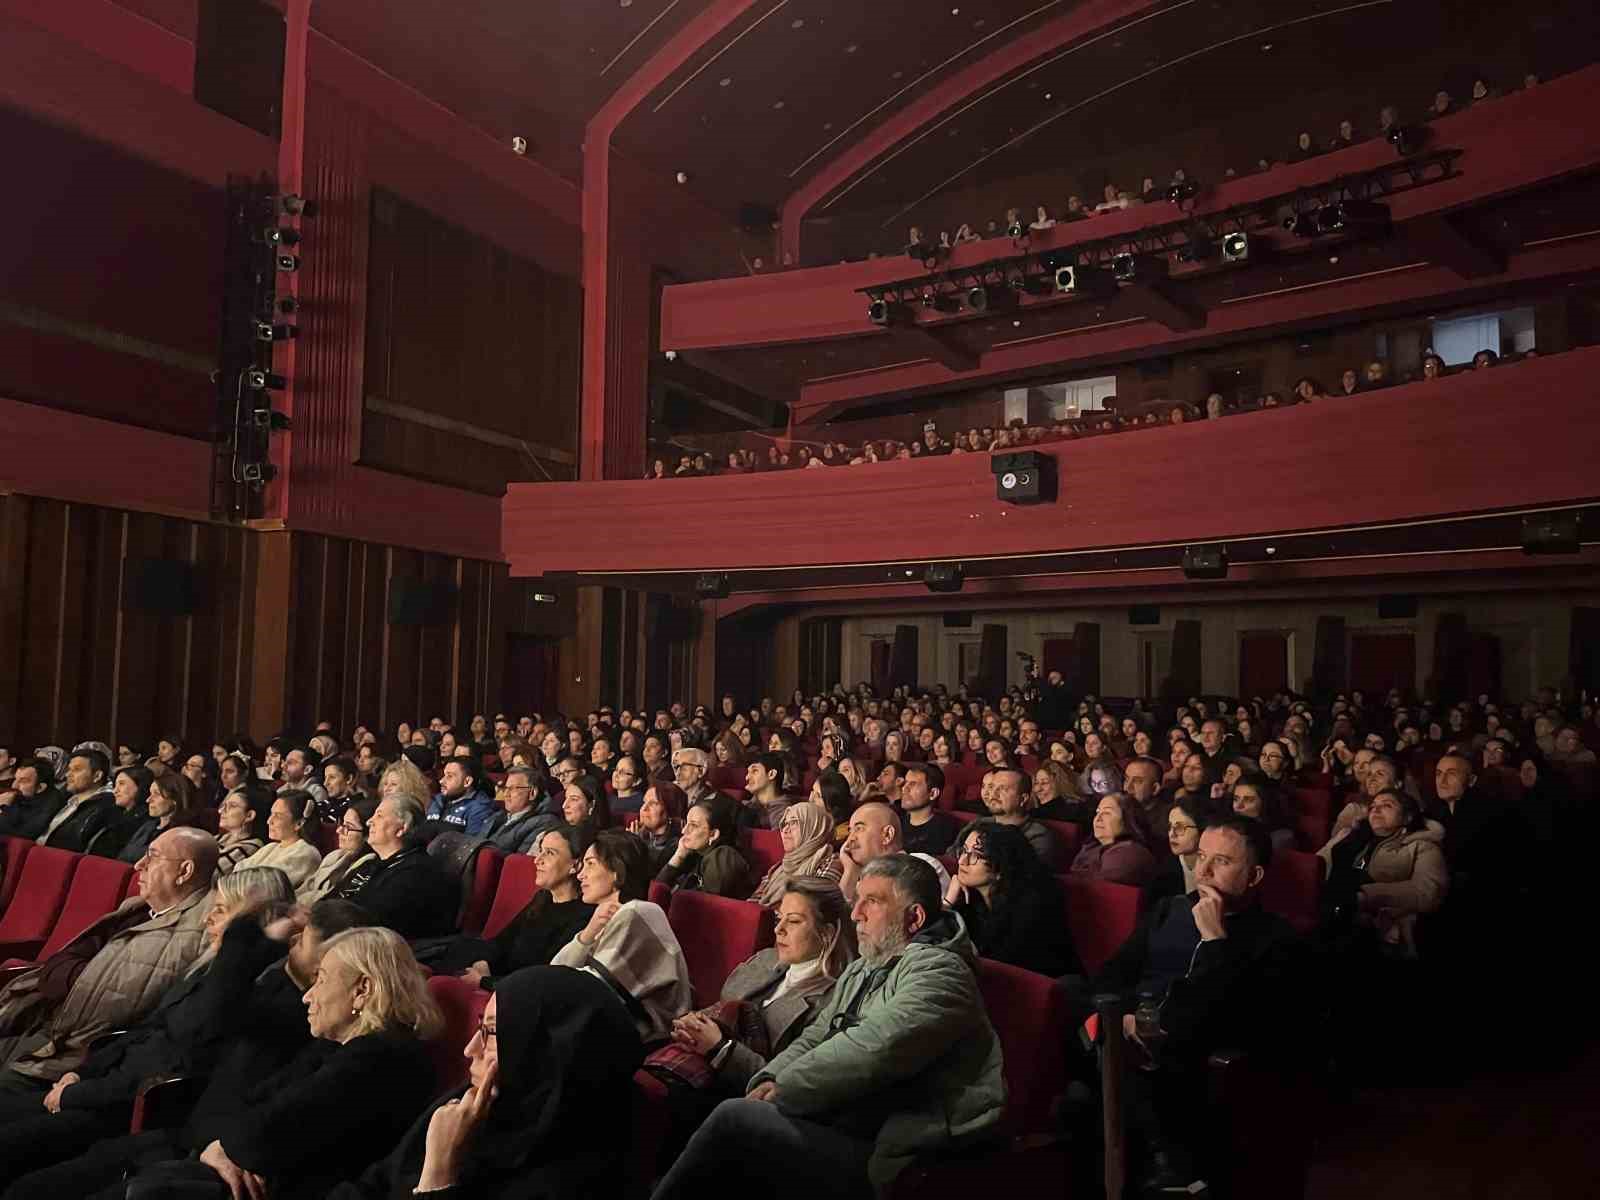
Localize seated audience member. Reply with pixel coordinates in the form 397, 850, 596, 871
984, 766, 1062, 865
809, 767, 855, 844
1069, 793, 1159, 886
1230, 777, 1295, 853
454, 825, 596, 991
666, 878, 856, 1141
330, 966, 643, 1200
650, 856, 1005, 1199
234, 790, 326, 889
427, 757, 496, 835
484, 765, 553, 855
947, 820, 1079, 977
657, 795, 751, 898
8, 928, 442, 1200
319, 754, 363, 820
743, 751, 794, 830
343, 793, 460, 939
1032, 759, 1090, 825
0, 757, 65, 839
633, 781, 687, 873
89, 765, 154, 859
874, 760, 908, 805
213, 785, 268, 875
1091, 816, 1307, 1195
1427, 752, 1512, 901
751, 803, 841, 906
0, 828, 217, 1085
554, 830, 693, 1044
1364, 359, 1390, 389
899, 762, 962, 856
611, 754, 649, 815
1257, 739, 1293, 783
1144, 798, 1206, 904
0, 865, 295, 1189
1551, 725, 1597, 765
672, 747, 716, 804
1121, 755, 1170, 835
1319, 788, 1447, 957
560, 771, 611, 833
1333, 753, 1405, 833
298, 796, 379, 903
837, 800, 951, 903
39, 748, 116, 852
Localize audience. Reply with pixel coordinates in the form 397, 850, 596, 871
947, 820, 1078, 976
342, 793, 459, 938
1069, 792, 1160, 886
750, 803, 840, 906
898, 761, 963, 856
233, 790, 325, 888
39, 748, 115, 853
657, 794, 751, 898
1143, 796, 1206, 904
298, 795, 379, 903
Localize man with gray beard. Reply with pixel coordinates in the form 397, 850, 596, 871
650, 856, 1005, 1199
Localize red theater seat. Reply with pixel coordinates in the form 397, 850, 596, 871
481, 852, 539, 939
743, 828, 783, 879
460, 847, 505, 936
666, 890, 775, 1006
31, 855, 133, 963
0, 837, 31, 911
1260, 848, 1323, 936
1036, 819, 1082, 867
709, 765, 744, 792
1061, 876, 1142, 978
974, 957, 1070, 1135
647, 879, 672, 909
425, 974, 489, 1094
0, 844, 79, 960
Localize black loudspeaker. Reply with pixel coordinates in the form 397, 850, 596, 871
1128, 604, 1161, 626
925, 564, 965, 593
737, 202, 779, 233
991, 451, 1057, 505
695, 572, 731, 599
1522, 511, 1579, 554
1378, 594, 1419, 620
125, 558, 201, 615
1181, 545, 1228, 580
942, 612, 974, 628
195, 0, 285, 138
389, 579, 456, 626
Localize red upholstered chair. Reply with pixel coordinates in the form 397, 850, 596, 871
25, 855, 133, 964
188, 807, 220, 835
460, 847, 505, 936
0, 844, 79, 960
1260, 848, 1323, 936
1292, 788, 1333, 849
708, 765, 744, 792
938, 763, 981, 809
628, 1070, 672, 1200
0, 836, 31, 911
647, 879, 672, 909
121, 869, 144, 903
1019, 754, 1040, 776
960, 783, 986, 811
1036, 819, 1082, 868
744, 828, 783, 880
313, 821, 339, 854
666, 889, 775, 1007
424, 974, 489, 1094
1061, 876, 1142, 978
481, 852, 539, 939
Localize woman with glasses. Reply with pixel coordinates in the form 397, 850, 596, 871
299, 796, 380, 903
946, 820, 1077, 977
609, 754, 647, 818
1143, 798, 1206, 904
213, 786, 267, 876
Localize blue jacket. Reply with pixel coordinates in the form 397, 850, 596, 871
426, 788, 495, 835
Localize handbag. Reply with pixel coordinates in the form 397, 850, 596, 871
642, 999, 768, 1090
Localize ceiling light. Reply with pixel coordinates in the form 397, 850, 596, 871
791, 18, 804, 28
773, 99, 785, 109
665, 350, 678, 360
675, 170, 689, 184
1261, 42, 1273, 51
719, 77, 732, 87
620, 0, 632, 6
1012, 319, 1022, 328
845, 43, 858, 53
951, 6, 960, 13
1044, 92, 1052, 100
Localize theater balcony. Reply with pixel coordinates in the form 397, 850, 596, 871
504, 347, 1600, 610
660, 65, 1600, 426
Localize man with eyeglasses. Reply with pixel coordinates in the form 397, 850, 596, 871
671, 748, 714, 805
0, 828, 218, 1100
484, 766, 553, 856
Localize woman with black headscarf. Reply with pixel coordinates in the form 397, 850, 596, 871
329, 966, 643, 1200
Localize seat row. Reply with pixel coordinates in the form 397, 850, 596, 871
0, 837, 142, 968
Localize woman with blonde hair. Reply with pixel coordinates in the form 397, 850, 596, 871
711, 730, 746, 769
380, 757, 434, 808
749, 803, 841, 907
834, 756, 869, 803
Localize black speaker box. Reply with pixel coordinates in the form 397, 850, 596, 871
1522, 512, 1579, 554
1181, 545, 1228, 580
695, 572, 731, 599
1128, 604, 1161, 626
925, 564, 964, 593
991, 451, 1057, 505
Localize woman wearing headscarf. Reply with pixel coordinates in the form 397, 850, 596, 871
749, 803, 840, 907
32, 745, 67, 786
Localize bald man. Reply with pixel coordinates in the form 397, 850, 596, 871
0, 827, 217, 1083
838, 800, 950, 902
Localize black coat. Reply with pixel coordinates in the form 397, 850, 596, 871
484, 896, 595, 988
1094, 893, 1308, 1064
954, 878, 1079, 977
348, 846, 460, 939
40, 791, 116, 852
0, 788, 65, 840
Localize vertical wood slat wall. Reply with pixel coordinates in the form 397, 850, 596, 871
0, 493, 508, 751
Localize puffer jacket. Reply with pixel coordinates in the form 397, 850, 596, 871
2, 888, 211, 1081
752, 911, 1006, 1191
1356, 823, 1449, 956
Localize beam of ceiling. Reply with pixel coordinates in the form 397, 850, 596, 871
778, 0, 1170, 264
1404, 214, 1510, 278
893, 324, 979, 373
1110, 280, 1204, 332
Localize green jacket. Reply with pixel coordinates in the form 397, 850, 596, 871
751, 911, 1006, 1190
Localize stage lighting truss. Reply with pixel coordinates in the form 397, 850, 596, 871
858, 149, 1459, 315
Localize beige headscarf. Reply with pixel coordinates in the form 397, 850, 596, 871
751, 802, 836, 907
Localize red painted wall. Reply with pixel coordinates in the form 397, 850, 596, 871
504, 347, 1600, 577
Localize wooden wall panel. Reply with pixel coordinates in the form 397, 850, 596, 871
0, 495, 508, 752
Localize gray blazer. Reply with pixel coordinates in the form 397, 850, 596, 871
712, 947, 835, 1091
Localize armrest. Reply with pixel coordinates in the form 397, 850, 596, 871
1096, 994, 1129, 1200
130, 1074, 207, 1133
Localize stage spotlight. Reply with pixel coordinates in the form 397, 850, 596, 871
1282, 212, 1318, 238
1387, 124, 1430, 157
1318, 199, 1390, 237
1111, 253, 1140, 282
276, 254, 300, 273
966, 284, 1015, 313
695, 572, 731, 599
1007, 217, 1026, 239
1054, 263, 1110, 293
867, 298, 912, 326
277, 297, 300, 315
1181, 544, 1228, 580
254, 321, 298, 342
1165, 179, 1199, 203
241, 462, 278, 485
1221, 232, 1251, 263
280, 194, 318, 217
920, 287, 959, 314
243, 368, 287, 391
924, 563, 965, 593
251, 408, 293, 432
261, 226, 302, 247
1006, 268, 1051, 296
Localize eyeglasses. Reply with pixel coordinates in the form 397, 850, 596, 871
338, 821, 366, 833
473, 1019, 497, 1045
1168, 823, 1198, 834
956, 848, 988, 863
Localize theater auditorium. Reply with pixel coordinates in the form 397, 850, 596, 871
2, 1, 1599, 1197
